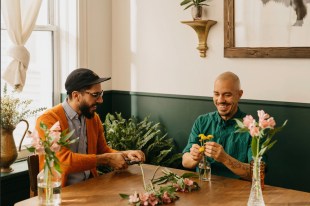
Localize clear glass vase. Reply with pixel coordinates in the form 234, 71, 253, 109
247, 156, 265, 206
37, 163, 62, 205
198, 155, 211, 181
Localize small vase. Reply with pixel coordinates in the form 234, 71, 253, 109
0, 127, 18, 173
248, 156, 265, 206
191, 5, 203, 20
37, 162, 62, 205
198, 155, 211, 181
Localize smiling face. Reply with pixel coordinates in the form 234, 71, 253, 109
213, 72, 243, 121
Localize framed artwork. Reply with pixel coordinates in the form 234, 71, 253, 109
224, 0, 310, 58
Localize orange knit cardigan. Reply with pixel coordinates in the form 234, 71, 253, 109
36, 104, 117, 186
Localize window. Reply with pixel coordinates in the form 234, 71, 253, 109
1, 0, 56, 155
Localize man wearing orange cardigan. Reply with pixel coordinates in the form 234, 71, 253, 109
36, 68, 145, 186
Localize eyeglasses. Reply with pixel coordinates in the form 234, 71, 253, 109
84, 90, 104, 99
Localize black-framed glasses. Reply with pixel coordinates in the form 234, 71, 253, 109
84, 90, 104, 99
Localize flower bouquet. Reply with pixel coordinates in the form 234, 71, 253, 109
235, 110, 287, 206
27, 121, 79, 205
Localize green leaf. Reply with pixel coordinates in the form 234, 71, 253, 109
180, 0, 192, 6
119, 193, 129, 199
181, 172, 198, 178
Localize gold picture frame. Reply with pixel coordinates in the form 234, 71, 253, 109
224, 0, 310, 58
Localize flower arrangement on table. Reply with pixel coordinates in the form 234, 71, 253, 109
27, 121, 79, 173
234, 110, 287, 205
120, 165, 200, 205
198, 134, 213, 181
234, 110, 287, 161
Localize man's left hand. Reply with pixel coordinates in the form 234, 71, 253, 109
204, 142, 228, 163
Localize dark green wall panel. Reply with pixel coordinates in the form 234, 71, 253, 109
100, 90, 310, 193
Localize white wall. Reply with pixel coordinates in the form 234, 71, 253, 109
79, 0, 112, 91
87, 0, 310, 103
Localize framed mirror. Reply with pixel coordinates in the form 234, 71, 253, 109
224, 0, 310, 58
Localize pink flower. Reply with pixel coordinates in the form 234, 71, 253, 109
243, 115, 254, 129
139, 192, 149, 205
50, 121, 61, 132
162, 191, 172, 204
250, 125, 260, 137
148, 193, 158, 206
129, 192, 140, 204
257, 110, 276, 129
50, 142, 61, 152
184, 178, 193, 186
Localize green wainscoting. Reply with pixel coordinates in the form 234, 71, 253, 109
98, 90, 310, 193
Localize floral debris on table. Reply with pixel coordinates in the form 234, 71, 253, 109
234, 110, 287, 206
120, 165, 200, 205
27, 121, 79, 205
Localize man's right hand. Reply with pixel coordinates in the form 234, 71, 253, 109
189, 144, 203, 161
96, 153, 128, 170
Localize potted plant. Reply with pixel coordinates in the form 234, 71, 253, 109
180, 0, 210, 20
0, 84, 46, 172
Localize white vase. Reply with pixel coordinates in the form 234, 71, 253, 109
191, 5, 203, 20
247, 156, 265, 206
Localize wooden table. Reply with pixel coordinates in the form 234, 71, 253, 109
15, 164, 310, 206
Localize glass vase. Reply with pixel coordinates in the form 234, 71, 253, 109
37, 163, 62, 205
247, 156, 265, 206
198, 155, 211, 181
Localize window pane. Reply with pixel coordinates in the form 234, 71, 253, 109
35, 0, 49, 25
1, 30, 53, 147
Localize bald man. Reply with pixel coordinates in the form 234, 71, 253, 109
182, 71, 252, 180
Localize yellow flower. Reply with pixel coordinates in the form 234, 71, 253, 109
199, 134, 214, 141
199, 146, 205, 153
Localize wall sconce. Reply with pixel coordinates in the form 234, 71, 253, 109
181, 20, 217, 58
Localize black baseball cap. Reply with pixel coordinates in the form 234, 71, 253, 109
65, 68, 111, 94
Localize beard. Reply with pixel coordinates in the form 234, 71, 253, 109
79, 101, 97, 119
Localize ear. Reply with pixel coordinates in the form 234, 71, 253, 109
238, 89, 243, 99
72, 91, 80, 101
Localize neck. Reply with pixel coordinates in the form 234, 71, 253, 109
66, 98, 82, 115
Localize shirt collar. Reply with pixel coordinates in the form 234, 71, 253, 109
215, 107, 244, 126
62, 99, 79, 120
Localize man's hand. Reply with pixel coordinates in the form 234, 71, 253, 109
122, 150, 145, 164
96, 153, 128, 170
204, 141, 228, 163
189, 144, 203, 161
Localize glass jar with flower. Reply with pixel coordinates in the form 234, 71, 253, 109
27, 121, 78, 206
235, 110, 287, 206
0, 84, 46, 173
198, 134, 213, 181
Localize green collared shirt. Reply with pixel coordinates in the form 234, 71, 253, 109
183, 108, 252, 179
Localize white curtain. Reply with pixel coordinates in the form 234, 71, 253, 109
1, 0, 42, 92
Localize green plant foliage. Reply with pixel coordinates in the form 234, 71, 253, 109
103, 113, 182, 169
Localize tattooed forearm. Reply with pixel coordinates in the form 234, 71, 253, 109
225, 155, 251, 180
